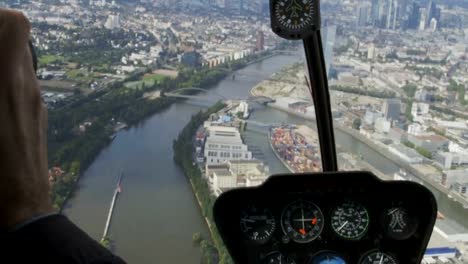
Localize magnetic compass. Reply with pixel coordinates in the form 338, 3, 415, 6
270, 0, 320, 39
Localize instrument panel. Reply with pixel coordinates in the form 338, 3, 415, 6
213, 172, 437, 264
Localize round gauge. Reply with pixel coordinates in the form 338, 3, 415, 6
281, 200, 324, 243
331, 201, 369, 240
359, 251, 398, 264
274, 0, 317, 32
264, 252, 296, 264
310, 251, 346, 264
382, 207, 418, 240
240, 206, 276, 243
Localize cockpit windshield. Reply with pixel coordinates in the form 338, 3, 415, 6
3, 0, 468, 263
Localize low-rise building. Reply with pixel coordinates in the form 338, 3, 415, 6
441, 169, 468, 188
435, 152, 468, 169
408, 134, 449, 152
204, 126, 252, 165
388, 144, 424, 164
228, 160, 269, 187
210, 160, 269, 196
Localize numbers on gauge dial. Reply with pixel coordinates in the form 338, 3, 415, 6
240, 206, 276, 243
263, 252, 296, 264
281, 200, 324, 243
275, 0, 316, 31
331, 200, 369, 240
359, 251, 398, 264
382, 207, 418, 240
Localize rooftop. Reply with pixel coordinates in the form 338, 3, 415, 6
214, 170, 233, 177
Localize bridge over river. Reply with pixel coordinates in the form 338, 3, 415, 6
162, 87, 276, 105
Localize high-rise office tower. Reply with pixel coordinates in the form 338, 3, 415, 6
382, 99, 401, 121
371, 0, 381, 26
430, 17, 438, 32
407, 2, 420, 29
255, 30, 265, 52
322, 24, 336, 76
425, 0, 437, 27
419, 9, 427, 31
357, 4, 370, 27
399, 0, 409, 17
386, 0, 398, 30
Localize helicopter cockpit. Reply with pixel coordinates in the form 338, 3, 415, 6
213, 1, 438, 263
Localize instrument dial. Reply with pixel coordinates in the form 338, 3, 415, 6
331, 201, 369, 240
264, 252, 296, 264
274, 0, 317, 32
359, 251, 398, 264
310, 251, 346, 264
382, 207, 418, 240
240, 206, 276, 243
281, 200, 324, 243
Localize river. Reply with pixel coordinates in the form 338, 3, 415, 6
65, 53, 468, 264
64, 54, 301, 263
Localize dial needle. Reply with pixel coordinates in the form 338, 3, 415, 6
337, 221, 349, 231
301, 208, 305, 231
241, 218, 255, 223
388, 208, 399, 215
379, 255, 384, 264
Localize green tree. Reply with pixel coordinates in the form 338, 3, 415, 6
405, 101, 414, 122
402, 84, 417, 98
415, 147, 433, 159
70, 161, 80, 176
402, 141, 415, 148
193, 232, 203, 245
352, 118, 361, 130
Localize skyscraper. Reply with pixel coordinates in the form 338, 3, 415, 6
385, 0, 398, 30
322, 24, 336, 76
382, 99, 401, 121
407, 2, 421, 29
371, 0, 381, 26
430, 17, 438, 32
255, 30, 265, 52
399, 0, 409, 17
425, 0, 436, 27
419, 9, 427, 31
357, 4, 370, 27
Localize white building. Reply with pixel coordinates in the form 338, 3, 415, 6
435, 152, 468, 169
374, 117, 391, 133
204, 126, 252, 165
104, 14, 120, 30
411, 102, 430, 123
228, 160, 269, 187
364, 110, 383, 125
367, 45, 378, 61
430, 18, 438, 32
408, 123, 427, 136
412, 102, 430, 116
441, 169, 468, 187
212, 170, 236, 196
210, 160, 269, 196
235, 101, 249, 119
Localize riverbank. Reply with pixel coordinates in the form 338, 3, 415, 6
51, 51, 284, 211
172, 102, 233, 264
63, 53, 303, 263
